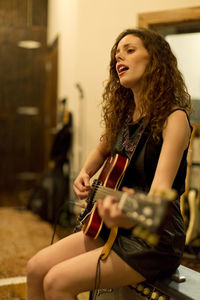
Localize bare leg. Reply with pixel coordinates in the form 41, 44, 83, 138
43, 243, 145, 300
26, 231, 105, 300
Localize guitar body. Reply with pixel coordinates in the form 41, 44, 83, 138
75, 153, 174, 250
81, 154, 129, 239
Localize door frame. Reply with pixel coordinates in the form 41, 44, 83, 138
138, 6, 200, 29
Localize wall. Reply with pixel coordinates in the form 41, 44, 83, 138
47, 0, 200, 181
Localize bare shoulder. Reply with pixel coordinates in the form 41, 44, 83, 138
165, 109, 190, 130
163, 109, 191, 148
97, 135, 111, 157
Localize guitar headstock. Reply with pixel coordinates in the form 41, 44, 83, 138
118, 189, 176, 245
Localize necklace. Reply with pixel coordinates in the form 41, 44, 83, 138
122, 117, 145, 153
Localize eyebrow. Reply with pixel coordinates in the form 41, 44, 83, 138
116, 43, 135, 54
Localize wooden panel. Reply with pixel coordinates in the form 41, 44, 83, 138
0, 27, 47, 112
0, 27, 49, 191
32, 0, 48, 27
0, 0, 27, 27
0, 114, 44, 190
0, 116, 15, 189
14, 115, 44, 171
138, 6, 200, 28
0, 0, 48, 28
0, 0, 55, 198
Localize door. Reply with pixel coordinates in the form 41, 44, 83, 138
0, 26, 58, 203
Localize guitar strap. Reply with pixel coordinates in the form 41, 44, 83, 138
100, 119, 147, 260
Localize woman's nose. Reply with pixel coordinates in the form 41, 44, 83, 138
116, 51, 125, 62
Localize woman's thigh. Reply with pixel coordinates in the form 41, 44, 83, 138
28, 231, 105, 276
43, 244, 146, 295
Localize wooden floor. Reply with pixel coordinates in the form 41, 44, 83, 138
0, 278, 89, 300
0, 206, 90, 300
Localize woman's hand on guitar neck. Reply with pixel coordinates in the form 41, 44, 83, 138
97, 187, 135, 229
73, 171, 92, 199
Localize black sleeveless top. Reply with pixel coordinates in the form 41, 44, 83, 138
121, 120, 188, 195
100, 109, 192, 281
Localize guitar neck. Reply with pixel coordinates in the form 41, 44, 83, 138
93, 185, 169, 205
93, 186, 123, 202
93, 185, 174, 233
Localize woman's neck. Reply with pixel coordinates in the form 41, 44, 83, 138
132, 110, 143, 123
132, 95, 141, 122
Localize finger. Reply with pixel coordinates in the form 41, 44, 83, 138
96, 199, 104, 217
102, 196, 116, 211
83, 176, 91, 190
73, 185, 90, 200
78, 192, 90, 200
109, 203, 121, 218
73, 180, 85, 192
73, 179, 89, 193
122, 186, 135, 194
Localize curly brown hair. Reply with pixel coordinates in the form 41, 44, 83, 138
101, 28, 192, 146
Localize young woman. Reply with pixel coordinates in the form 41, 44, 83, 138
26, 28, 192, 300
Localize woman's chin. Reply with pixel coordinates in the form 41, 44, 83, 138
120, 80, 134, 89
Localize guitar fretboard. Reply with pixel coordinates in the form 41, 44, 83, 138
93, 185, 122, 202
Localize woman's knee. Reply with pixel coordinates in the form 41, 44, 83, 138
43, 266, 78, 298
43, 270, 59, 299
26, 250, 48, 283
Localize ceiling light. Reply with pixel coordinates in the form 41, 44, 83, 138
17, 40, 41, 49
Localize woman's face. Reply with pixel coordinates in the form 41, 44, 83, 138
115, 34, 149, 90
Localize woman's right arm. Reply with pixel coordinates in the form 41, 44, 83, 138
73, 137, 110, 199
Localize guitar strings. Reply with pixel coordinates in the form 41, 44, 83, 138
92, 185, 166, 205
92, 185, 123, 200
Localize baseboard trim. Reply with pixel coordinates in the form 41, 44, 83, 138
0, 276, 26, 287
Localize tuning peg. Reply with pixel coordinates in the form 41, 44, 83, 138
165, 189, 177, 201
159, 189, 167, 196
132, 225, 143, 237
132, 226, 159, 245
146, 233, 159, 246
136, 283, 144, 292
158, 296, 167, 300
151, 291, 160, 299
138, 228, 150, 240
143, 287, 151, 295
150, 188, 159, 196
151, 188, 177, 201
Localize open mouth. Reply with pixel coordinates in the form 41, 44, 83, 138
117, 64, 129, 75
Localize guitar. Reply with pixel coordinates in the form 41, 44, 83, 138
75, 153, 129, 237
185, 188, 200, 245
180, 124, 200, 245
75, 153, 175, 245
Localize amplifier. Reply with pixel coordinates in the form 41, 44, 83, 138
90, 265, 200, 300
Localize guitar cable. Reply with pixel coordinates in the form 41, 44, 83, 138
50, 200, 102, 300
50, 201, 65, 245
50, 200, 78, 245
92, 253, 104, 300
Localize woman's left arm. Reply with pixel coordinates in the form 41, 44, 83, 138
149, 110, 191, 194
